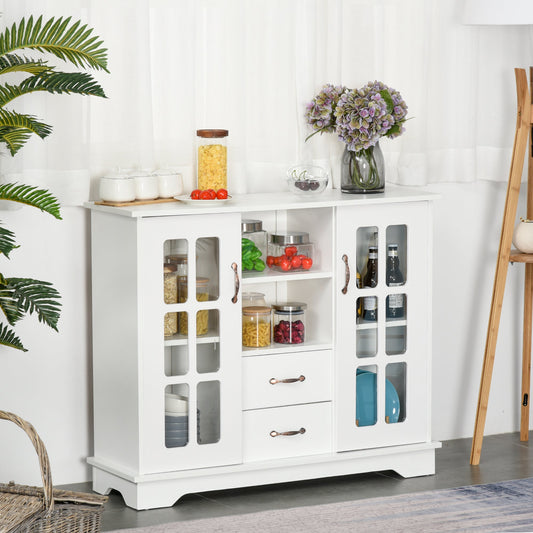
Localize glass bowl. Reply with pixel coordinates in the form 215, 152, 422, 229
287, 165, 329, 194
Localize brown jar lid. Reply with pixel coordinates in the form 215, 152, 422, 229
196, 129, 229, 138
164, 264, 177, 273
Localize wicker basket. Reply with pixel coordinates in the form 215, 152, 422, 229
0, 410, 107, 533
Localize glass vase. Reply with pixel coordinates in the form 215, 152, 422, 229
341, 143, 385, 194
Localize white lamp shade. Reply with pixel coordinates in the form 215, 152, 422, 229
463, 0, 533, 25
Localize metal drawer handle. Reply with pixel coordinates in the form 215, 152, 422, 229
269, 375, 306, 385
231, 262, 239, 303
270, 427, 306, 438
341, 254, 350, 294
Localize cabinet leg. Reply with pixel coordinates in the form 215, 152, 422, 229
521, 263, 533, 441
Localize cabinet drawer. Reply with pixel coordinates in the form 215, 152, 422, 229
243, 402, 332, 462
242, 350, 332, 410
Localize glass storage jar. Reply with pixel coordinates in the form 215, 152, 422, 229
272, 302, 307, 344
242, 291, 266, 308
241, 219, 268, 272
166, 254, 188, 301
196, 129, 228, 191
267, 232, 315, 272
163, 264, 178, 337
242, 306, 271, 347
178, 277, 209, 336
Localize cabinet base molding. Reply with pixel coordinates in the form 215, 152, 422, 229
88, 441, 441, 510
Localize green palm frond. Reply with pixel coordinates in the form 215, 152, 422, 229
0, 15, 108, 73
0, 126, 32, 156
0, 322, 27, 351
0, 184, 61, 219
0, 277, 61, 330
0, 225, 19, 258
21, 71, 106, 97
0, 53, 52, 75
0, 72, 106, 107
0, 110, 52, 155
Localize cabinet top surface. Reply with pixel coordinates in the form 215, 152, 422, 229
85, 185, 437, 218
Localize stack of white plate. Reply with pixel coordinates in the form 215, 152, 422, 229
165, 393, 188, 448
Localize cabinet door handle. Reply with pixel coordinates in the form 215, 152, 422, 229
341, 254, 350, 294
269, 375, 306, 385
231, 262, 240, 303
270, 427, 306, 438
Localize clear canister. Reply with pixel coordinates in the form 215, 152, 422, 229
166, 254, 188, 301
272, 302, 307, 344
267, 232, 315, 272
242, 291, 266, 308
196, 129, 228, 191
163, 264, 178, 337
178, 277, 209, 336
242, 219, 267, 272
242, 306, 271, 348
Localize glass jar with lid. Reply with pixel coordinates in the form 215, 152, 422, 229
166, 254, 188, 300
242, 291, 266, 308
267, 232, 315, 272
272, 302, 306, 344
163, 264, 178, 337
178, 277, 209, 336
196, 129, 228, 191
241, 219, 267, 272
242, 306, 271, 347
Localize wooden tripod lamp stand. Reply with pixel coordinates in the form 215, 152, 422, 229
470, 67, 533, 465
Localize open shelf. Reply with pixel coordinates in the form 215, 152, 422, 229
242, 340, 333, 357
242, 269, 333, 284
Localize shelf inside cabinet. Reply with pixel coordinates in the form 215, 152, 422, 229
164, 329, 220, 346
356, 319, 407, 330
242, 269, 333, 284
242, 340, 333, 356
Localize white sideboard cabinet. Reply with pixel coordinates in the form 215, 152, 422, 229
86, 187, 440, 510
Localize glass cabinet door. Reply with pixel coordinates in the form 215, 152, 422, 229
138, 212, 242, 474
336, 202, 431, 452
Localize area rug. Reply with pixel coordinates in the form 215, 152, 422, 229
107, 477, 533, 532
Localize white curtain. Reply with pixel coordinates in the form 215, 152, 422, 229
0, 0, 531, 204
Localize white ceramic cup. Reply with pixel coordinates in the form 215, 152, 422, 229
156, 171, 183, 198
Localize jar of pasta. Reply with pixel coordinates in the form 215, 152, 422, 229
196, 129, 228, 191
178, 277, 210, 336
242, 306, 271, 348
163, 264, 178, 337
166, 254, 188, 301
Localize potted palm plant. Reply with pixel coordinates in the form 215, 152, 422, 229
0, 14, 108, 350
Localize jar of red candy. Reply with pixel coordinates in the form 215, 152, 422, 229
272, 302, 307, 344
266, 232, 315, 272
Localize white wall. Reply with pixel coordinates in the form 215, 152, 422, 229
0, 178, 529, 486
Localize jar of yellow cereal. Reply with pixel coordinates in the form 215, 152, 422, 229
196, 129, 228, 191
242, 306, 271, 348
178, 277, 210, 336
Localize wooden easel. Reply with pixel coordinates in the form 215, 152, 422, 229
470, 67, 533, 465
